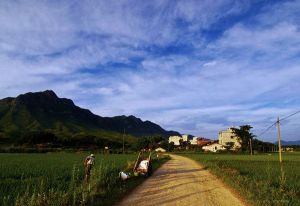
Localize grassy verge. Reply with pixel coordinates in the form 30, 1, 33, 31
177, 152, 300, 206
94, 153, 170, 206
0, 152, 169, 206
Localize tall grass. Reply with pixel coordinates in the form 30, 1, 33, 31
0, 153, 140, 206
179, 152, 300, 206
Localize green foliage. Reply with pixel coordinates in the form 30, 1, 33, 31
160, 140, 175, 152
133, 137, 175, 152
231, 125, 255, 151
180, 152, 300, 206
251, 138, 275, 152
0, 91, 179, 147
5, 128, 21, 139
224, 142, 235, 150
133, 136, 164, 150
134, 138, 149, 150
17, 131, 58, 145
0, 152, 168, 206
167, 142, 175, 152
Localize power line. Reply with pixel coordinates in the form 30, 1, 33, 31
280, 110, 300, 122
258, 122, 276, 137
258, 109, 300, 137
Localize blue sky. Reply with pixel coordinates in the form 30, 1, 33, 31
1, 0, 300, 141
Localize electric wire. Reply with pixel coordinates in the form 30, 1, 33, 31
258, 122, 277, 137
280, 110, 300, 122
258, 110, 300, 137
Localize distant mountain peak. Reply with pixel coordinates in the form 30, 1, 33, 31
275, 140, 300, 146
0, 90, 180, 139
42, 90, 57, 97
18, 90, 58, 98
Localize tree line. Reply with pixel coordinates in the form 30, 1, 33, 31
232, 125, 277, 153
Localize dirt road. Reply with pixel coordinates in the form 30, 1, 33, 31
116, 154, 246, 206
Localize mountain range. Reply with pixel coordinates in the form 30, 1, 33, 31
0, 90, 179, 144
275, 140, 300, 146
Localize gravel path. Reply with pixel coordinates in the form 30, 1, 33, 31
116, 154, 246, 206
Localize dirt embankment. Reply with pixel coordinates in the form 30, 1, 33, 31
116, 154, 246, 206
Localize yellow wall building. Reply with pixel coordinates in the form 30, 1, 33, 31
168, 135, 189, 146
168, 136, 182, 146
218, 128, 241, 149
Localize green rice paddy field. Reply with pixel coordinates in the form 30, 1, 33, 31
180, 152, 300, 206
0, 152, 166, 206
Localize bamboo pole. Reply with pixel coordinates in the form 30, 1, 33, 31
133, 152, 141, 171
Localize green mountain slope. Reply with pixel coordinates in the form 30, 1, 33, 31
0, 90, 179, 144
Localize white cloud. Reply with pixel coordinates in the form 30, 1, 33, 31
212, 22, 300, 59
0, 0, 300, 141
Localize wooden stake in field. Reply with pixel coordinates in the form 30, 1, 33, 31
277, 117, 282, 163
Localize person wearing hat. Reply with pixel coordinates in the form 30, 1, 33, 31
84, 154, 95, 182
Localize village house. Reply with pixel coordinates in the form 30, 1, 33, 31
284, 147, 294, 152
190, 137, 211, 146
182, 134, 189, 142
190, 136, 198, 145
218, 128, 241, 150
169, 135, 212, 148
203, 128, 242, 153
202, 143, 226, 152
155, 147, 166, 153
197, 137, 211, 146
168, 135, 182, 146
168, 135, 190, 146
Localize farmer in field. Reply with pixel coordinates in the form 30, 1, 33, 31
84, 154, 95, 182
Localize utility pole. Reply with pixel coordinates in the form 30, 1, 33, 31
277, 117, 282, 163
249, 138, 253, 155
122, 128, 125, 154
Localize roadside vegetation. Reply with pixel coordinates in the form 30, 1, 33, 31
0, 152, 169, 206
179, 152, 300, 206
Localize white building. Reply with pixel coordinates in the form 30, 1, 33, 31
202, 143, 226, 153
182, 134, 189, 142
218, 128, 241, 150
168, 136, 182, 146
155, 147, 166, 153
168, 135, 190, 146
190, 136, 198, 145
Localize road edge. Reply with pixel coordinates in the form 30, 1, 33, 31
113, 154, 171, 206
173, 154, 252, 206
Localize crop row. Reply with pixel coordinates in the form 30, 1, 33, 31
180, 152, 300, 206
0, 153, 141, 206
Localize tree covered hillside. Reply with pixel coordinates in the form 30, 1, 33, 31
0, 90, 179, 147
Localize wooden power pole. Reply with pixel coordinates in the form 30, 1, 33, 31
249, 138, 253, 155
122, 128, 125, 154
277, 117, 282, 163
